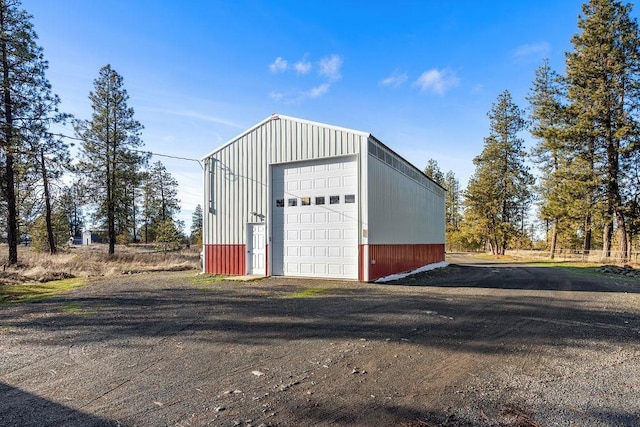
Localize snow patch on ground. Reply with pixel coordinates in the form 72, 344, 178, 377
374, 261, 449, 283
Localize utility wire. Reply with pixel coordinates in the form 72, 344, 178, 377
49, 132, 203, 169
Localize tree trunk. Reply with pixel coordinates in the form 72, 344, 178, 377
549, 220, 558, 260
602, 220, 613, 261
41, 150, 57, 254
1, 9, 17, 265
616, 211, 627, 262
132, 188, 137, 243
108, 110, 116, 255
4, 150, 18, 264
583, 214, 592, 255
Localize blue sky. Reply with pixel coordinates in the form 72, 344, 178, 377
22, 0, 628, 229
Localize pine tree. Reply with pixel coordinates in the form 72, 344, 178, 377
423, 159, 444, 186
155, 219, 182, 254
465, 90, 533, 255
140, 161, 180, 243
528, 60, 574, 258
58, 183, 84, 240
190, 204, 203, 246
0, 0, 63, 264
75, 65, 145, 255
443, 170, 462, 231
565, 0, 640, 261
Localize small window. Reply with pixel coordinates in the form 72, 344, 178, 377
301, 197, 311, 206
315, 196, 325, 205
330, 195, 340, 205
276, 199, 284, 207
288, 198, 297, 207
345, 194, 356, 204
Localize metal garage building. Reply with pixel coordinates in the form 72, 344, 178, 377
201, 114, 445, 282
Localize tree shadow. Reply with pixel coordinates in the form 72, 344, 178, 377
0, 382, 117, 426
2, 279, 638, 353
2, 273, 639, 426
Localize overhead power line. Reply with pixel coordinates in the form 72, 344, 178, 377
50, 132, 203, 169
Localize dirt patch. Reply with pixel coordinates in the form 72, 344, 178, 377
1, 257, 640, 426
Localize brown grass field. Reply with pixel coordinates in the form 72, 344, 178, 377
0, 244, 201, 286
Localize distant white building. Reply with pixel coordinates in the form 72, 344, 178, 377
201, 114, 445, 281
82, 230, 93, 245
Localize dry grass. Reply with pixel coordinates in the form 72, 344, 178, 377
0, 243, 200, 285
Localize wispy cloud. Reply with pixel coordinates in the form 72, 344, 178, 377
307, 83, 330, 98
294, 58, 312, 75
380, 70, 408, 88
512, 42, 550, 59
144, 108, 245, 129
414, 68, 459, 94
269, 56, 288, 73
269, 91, 284, 101
318, 54, 343, 81
268, 53, 343, 103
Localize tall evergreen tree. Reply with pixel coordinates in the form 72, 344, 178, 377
190, 204, 203, 245
465, 90, 533, 255
565, 0, 640, 261
423, 158, 444, 186
75, 64, 145, 255
58, 183, 84, 240
443, 170, 462, 231
528, 60, 575, 258
140, 161, 180, 243
0, 0, 63, 264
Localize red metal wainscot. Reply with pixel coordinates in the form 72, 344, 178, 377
204, 244, 246, 275
363, 243, 445, 282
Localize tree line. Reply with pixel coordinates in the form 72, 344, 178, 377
0, 0, 202, 265
426, 0, 640, 262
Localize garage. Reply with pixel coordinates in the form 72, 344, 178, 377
271, 156, 358, 279
201, 114, 445, 281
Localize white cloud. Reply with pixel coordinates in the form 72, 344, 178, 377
471, 83, 484, 94
267, 54, 343, 103
145, 108, 245, 128
318, 54, 343, 81
414, 68, 459, 94
269, 91, 284, 101
513, 42, 550, 59
307, 83, 330, 98
269, 56, 288, 73
380, 70, 408, 88
294, 59, 312, 75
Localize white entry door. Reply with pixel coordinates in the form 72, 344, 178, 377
247, 223, 266, 275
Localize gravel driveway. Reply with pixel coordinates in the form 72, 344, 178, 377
1, 254, 640, 426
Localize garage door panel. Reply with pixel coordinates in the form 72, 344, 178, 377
314, 229, 327, 239
328, 177, 341, 188
272, 156, 358, 279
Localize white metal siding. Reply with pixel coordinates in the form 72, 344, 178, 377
203, 115, 367, 246
367, 143, 445, 245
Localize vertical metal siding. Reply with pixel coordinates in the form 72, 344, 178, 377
204, 244, 246, 275
367, 151, 445, 244
367, 244, 445, 281
202, 115, 366, 274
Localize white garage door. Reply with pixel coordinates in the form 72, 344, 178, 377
272, 156, 358, 279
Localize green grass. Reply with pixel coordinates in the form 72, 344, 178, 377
187, 274, 226, 287
60, 302, 96, 316
0, 278, 86, 305
285, 287, 329, 299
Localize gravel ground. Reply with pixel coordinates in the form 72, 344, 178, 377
1, 254, 640, 426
